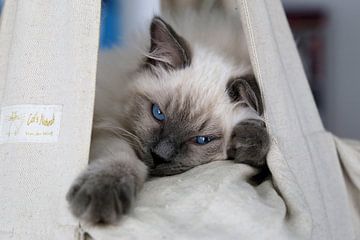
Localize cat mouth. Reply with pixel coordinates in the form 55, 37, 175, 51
149, 163, 193, 176
142, 152, 194, 176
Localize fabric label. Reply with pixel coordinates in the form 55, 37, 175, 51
0, 105, 62, 143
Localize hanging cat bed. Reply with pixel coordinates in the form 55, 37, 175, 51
0, 0, 359, 239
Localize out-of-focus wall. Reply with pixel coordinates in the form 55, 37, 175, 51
3, 0, 358, 138
283, 0, 360, 140
0, 0, 4, 14
121, 0, 160, 42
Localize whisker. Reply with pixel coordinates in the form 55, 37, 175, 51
95, 125, 145, 153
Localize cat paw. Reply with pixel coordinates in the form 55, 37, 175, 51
227, 119, 270, 168
66, 167, 136, 225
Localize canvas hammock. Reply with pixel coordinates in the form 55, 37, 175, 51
0, 0, 359, 239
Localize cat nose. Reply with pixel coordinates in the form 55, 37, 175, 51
151, 150, 171, 166
150, 139, 176, 166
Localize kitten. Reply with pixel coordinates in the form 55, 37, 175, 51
66, 11, 269, 225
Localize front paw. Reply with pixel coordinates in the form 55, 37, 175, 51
227, 119, 270, 168
66, 166, 136, 225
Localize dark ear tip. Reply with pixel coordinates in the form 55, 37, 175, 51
152, 16, 164, 23
147, 14, 192, 70
243, 75, 264, 115
226, 75, 264, 115
151, 16, 167, 28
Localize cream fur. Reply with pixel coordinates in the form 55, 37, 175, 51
94, 10, 254, 138
66, 9, 259, 225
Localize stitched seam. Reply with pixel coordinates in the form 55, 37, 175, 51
262, 0, 333, 238
240, 0, 319, 237
0, 1, 19, 106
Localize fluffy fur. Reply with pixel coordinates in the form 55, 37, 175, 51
67, 9, 269, 225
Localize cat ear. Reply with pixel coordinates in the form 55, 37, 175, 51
226, 75, 264, 115
145, 16, 191, 70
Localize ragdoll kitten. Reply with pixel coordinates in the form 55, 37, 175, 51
66, 12, 269, 225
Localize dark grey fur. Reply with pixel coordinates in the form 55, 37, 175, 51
67, 17, 197, 225
226, 75, 263, 115
145, 16, 192, 70
227, 119, 270, 168
126, 93, 225, 176
66, 16, 270, 226
66, 161, 134, 224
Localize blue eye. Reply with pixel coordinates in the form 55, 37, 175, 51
152, 104, 166, 121
195, 136, 213, 145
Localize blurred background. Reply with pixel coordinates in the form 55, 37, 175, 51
282, 0, 360, 140
1, 0, 359, 139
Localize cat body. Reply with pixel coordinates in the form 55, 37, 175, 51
67, 10, 269, 225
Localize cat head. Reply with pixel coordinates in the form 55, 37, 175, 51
124, 17, 262, 176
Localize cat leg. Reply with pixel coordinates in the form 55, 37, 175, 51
227, 119, 270, 168
66, 131, 147, 225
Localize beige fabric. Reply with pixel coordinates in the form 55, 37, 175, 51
82, 137, 360, 240
334, 137, 360, 239
81, 135, 360, 240
83, 143, 309, 240
0, 1, 100, 239
1, 0, 357, 239
83, 0, 356, 239
238, 0, 355, 239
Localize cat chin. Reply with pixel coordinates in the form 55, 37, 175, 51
141, 153, 193, 176
149, 164, 194, 176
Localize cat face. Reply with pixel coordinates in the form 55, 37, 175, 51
126, 72, 229, 175
123, 17, 261, 176
127, 96, 226, 175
